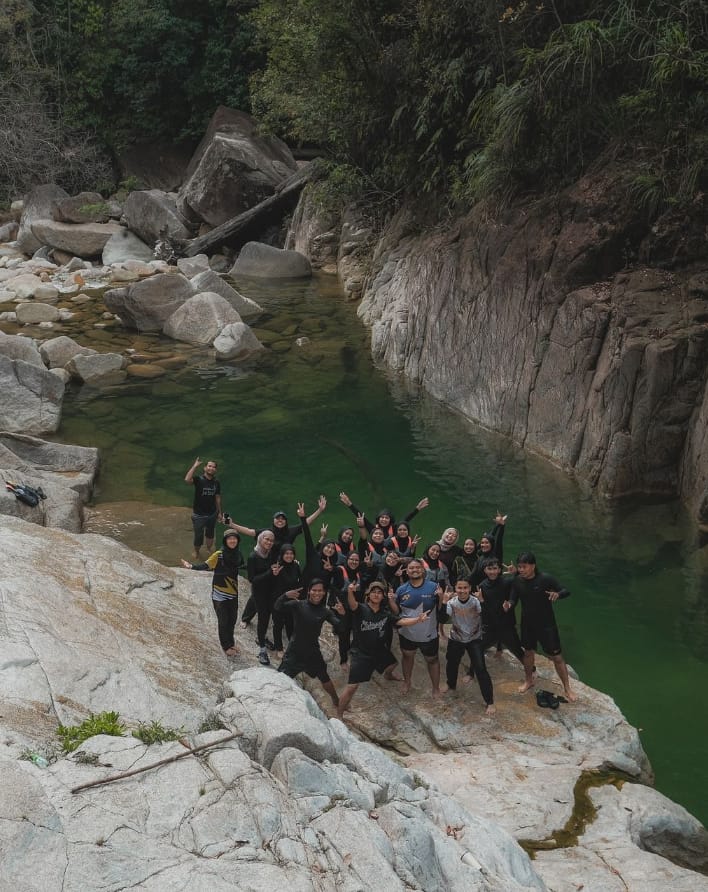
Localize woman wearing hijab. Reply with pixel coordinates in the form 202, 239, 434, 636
383, 521, 419, 557
338, 492, 430, 537
181, 529, 244, 656
270, 543, 303, 657
247, 529, 278, 666
437, 527, 463, 574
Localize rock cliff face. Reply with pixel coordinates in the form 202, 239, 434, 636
289, 173, 708, 525
2, 515, 707, 891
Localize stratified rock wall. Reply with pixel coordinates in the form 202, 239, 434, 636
324, 169, 708, 522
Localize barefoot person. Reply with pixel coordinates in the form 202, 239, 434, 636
393, 558, 444, 697
504, 551, 577, 701
337, 581, 412, 719
443, 579, 495, 715
275, 579, 342, 708
181, 529, 243, 657
184, 457, 223, 560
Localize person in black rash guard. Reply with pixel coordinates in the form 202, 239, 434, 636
383, 521, 420, 557
184, 457, 223, 560
269, 543, 304, 656
234, 497, 327, 628
181, 529, 243, 656
338, 580, 435, 719
380, 550, 406, 591
504, 551, 577, 701
276, 578, 343, 707
247, 530, 278, 666
335, 525, 355, 556
468, 514, 507, 588
332, 550, 363, 666
477, 559, 525, 666
338, 492, 430, 537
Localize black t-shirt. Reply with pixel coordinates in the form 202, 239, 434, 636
192, 475, 220, 515
509, 571, 569, 626
350, 604, 393, 656
280, 598, 339, 656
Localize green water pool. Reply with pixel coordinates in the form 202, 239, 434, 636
56, 272, 708, 826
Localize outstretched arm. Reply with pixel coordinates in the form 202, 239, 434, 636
403, 496, 429, 523
226, 519, 256, 537
340, 491, 374, 532
184, 457, 201, 484
305, 494, 327, 526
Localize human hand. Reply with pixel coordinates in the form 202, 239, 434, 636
356, 512, 366, 527
546, 590, 560, 602
333, 600, 346, 615
502, 600, 512, 612
271, 562, 283, 576
474, 587, 484, 602
318, 494, 327, 511
339, 492, 352, 507
320, 522, 328, 537
416, 497, 429, 511
286, 587, 303, 599
495, 510, 508, 525
296, 501, 306, 518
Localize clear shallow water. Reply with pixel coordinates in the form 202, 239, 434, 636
56, 273, 708, 825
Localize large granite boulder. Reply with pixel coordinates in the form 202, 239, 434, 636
121, 189, 192, 245
0, 354, 63, 434
2, 272, 45, 299
190, 267, 263, 317
30, 219, 122, 258
213, 321, 265, 361
162, 292, 242, 345
66, 352, 127, 383
16, 184, 70, 255
101, 228, 154, 265
0, 433, 99, 531
178, 107, 298, 227
103, 271, 194, 331
52, 191, 109, 224
0, 220, 19, 242
0, 332, 43, 367
230, 241, 312, 278
39, 335, 97, 369
16, 302, 61, 324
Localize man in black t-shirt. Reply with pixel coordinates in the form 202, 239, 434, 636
184, 457, 223, 559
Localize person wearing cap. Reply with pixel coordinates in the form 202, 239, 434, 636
181, 529, 244, 656
337, 580, 432, 719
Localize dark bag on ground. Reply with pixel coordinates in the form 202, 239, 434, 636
6, 482, 46, 507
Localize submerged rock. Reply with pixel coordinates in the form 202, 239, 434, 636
162, 291, 242, 345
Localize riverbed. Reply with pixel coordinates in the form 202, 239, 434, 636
54, 271, 708, 825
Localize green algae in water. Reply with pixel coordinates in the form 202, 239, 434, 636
52, 273, 708, 828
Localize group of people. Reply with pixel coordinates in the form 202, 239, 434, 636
181, 458, 577, 720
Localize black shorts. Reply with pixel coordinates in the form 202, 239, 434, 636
398, 635, 439, 658
348, 647, 396, 684
521, 622, 562, 656
278, 647, 331, 683
192, 512, 217, 546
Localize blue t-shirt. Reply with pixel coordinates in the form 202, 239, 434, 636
395, 579, 439, 642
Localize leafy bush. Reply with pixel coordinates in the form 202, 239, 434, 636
56, 711, 126, 753
132, 720, 185, 745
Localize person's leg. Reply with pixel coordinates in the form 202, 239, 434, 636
519, 649, 536, 692
240, 594, 256, 628
337, 683, 359, 717
321, 679, 339, 706
212, 599, 237, 653
400, 647, 415, 694
468, 640, 495, 713
551, 653, 577, 701
204, 513, 217, 553
255, 590, 272, 662
500, 624, 525, 664
424, 654, 442, 697
445, 639, 464, 690
192, 514, 205, 559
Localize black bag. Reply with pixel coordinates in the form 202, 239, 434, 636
6, 482, 45, 507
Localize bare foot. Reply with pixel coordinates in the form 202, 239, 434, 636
274, 650, 284, 660
340, 662, 349, 672
224, 647, 238, 657
400, 681, 411, 695
517, 679, 535, 693
564, 688, 578, 702
192, 548, 200, 560
239, 621, 249, 630
432, 687, 445, 699
461, 675, 472, 686
485, 704, 497, 715
384, 670, 403, 681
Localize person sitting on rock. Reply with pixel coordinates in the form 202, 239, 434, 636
181, 529, 244, 657
276, 577, 343, 708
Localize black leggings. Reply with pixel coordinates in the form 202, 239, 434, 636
482, 621, 524, 663
254, 588, 273, 648
212, 598, 238, 651
446, 638, 493, 704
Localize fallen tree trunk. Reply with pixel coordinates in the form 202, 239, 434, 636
181, 162, 316, 257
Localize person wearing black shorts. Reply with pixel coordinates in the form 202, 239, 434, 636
337, 580, 428, 719
184, 457, 223, 559
504, 552, 577, 701
394, 559, 444, 697
276, 578, 342, 707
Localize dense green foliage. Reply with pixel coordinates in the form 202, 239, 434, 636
56, 711, 126, 752
251, 0, 708, 210
1, 0, 705, 212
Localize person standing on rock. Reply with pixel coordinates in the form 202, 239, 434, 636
184, 457, 223, 560
443, 578, 495, 715
275, 577, 343, 708
181, 529, 243, 657
504, 552, 577, 702
393, 558, 444, 697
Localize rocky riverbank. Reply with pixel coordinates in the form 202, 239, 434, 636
287, 173, 708, 529
1, 515, 706, 891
